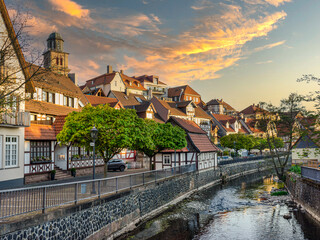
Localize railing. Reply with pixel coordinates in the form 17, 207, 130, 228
301, 166, 320, 182
30, 120, 53, 125
68, 158, 105, 169
0, 164, 196, 220
218, 153, 288, 166
0, 111, 30, 127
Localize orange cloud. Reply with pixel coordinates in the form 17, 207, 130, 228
121, 9, 287, 85
265, 0, 292, 7
48, 0, 90, 18
88, 60, 100, 70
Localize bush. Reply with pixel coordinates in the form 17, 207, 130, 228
223, 150, 229, 156
289, 165, 301, 175
271, 191, 288, 196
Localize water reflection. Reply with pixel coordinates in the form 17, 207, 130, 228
120, 172, 320, 240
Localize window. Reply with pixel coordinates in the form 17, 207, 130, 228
64, 96, 67, 106
56, 58, 59, 65
42, 91, 47, 102
60, 58, 63, 66
5, 136, 18, 167
135, 96, 142, 103
146, 113, 153, 119
68, 97, 73, 107
163, 154, 171, 165
30, 141, 51, 162
48, 92, 54, 103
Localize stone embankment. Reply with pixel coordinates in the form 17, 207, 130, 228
286, 172, 320, 223
0, 159, 273, 240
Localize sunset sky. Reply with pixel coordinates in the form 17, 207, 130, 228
6, 0, 320, 111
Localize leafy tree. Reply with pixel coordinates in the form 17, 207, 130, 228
254, 137, 268, 155
134, 119, 187, 170
220, 134, 255, 153
257, 93, 307, 180
57, 105, 151, 177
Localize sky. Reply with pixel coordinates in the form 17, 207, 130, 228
6, 0, 320, 111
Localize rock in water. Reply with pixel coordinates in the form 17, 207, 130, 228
283, 214, 292, 219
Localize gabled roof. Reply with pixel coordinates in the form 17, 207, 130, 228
240, 104, 268, 115
294, 135, 319, 149
25, 100, 80, 116
126, 101, 155, 113
210, 114, 238, 133
83, 87, 106, 97
152, 98, 187, 121
25, 124, 56, 140
134, 75, 167, 85
207, 99, 235, 111
0, 0, 35, 93
109, 90, 147, 107
169, 116, 205, 134
195, 107, 211, 119
188, 133, 220, 152
121, 73, 147, 91
85, 72, 117, 88
29, 65, 89, 105
168, 85, 201, 98
85, 95, 122, 108
244, 118, 264, 134
53, 115, 67, 135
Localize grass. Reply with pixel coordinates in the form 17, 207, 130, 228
271, 191, 288, 196
289, 165, 301, 175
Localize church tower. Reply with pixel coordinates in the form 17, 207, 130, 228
43, 32, 70, 76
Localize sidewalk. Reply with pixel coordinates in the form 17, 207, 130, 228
21, 168, 148, 189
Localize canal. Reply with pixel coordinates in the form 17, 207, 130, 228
119, 172, 320, 240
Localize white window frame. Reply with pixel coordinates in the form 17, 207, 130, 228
5, 136, 18, 168
163, 154, 171, 165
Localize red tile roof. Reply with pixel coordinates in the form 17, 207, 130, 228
25, 124, 56, 140
169, 116, 206, 134
53, 115, 67, 135
168, 85, 200, 98
110, 91, 147, 107
240, 104, 268, 115
188, 133, 220, 152
29, 65, 88, 105
121, 73, 147, 91
207, 99, 235, 111
85, 72, 117, 88
26, 100, 80, 116
85, 95, 122, 108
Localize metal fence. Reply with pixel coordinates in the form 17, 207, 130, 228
0, 164, 196, 220
301, 166, 320, 182
218, 153, 288, 166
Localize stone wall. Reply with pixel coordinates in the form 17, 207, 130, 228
286, 172, 320, 223
0, 159, 273, 240
24, 173, 50, 184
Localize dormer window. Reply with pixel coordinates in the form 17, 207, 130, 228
135, 96, 142, 103
154, 77, 158, 84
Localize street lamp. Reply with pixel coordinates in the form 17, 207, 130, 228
90, 125, 98, 194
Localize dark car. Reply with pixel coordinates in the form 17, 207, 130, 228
107, 159, 126, 172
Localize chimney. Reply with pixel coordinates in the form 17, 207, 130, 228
107, 65, 113, 74
120, 70, 123, 74
68, 73, 78, 86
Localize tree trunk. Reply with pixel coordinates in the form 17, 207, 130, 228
149, 156, 153, 170
104, 162, 108, 178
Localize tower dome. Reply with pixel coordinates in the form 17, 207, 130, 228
47, 32, 64, 42
47, 32, 64, 52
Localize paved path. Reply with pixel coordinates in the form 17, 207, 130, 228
24, 168, 149, 188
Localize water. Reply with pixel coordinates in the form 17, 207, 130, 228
120, 173, 320, 240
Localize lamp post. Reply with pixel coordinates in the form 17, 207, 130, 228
90, 125, 98, 194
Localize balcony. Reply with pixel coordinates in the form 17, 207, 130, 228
0, 111, 30, 127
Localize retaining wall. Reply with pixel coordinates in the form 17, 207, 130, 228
0, 159, 273, 240
286, 172, 320, 223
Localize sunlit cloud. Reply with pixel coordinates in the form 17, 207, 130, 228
191, 0, 215, 10
121, 7, 287, 85
48, 0, 90, 18
243, 0, 292, 7
254, 40, 286, 52
88, 60, 100, 70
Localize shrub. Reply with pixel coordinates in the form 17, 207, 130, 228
271, 191, 288, 196
289, 165, 301, 175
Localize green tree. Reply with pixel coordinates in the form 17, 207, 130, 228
254, 137, 268, 155
257, 93, 307, 180
134, 120, 187, 170
220, 134, 255, 154
57, 105, 151, 177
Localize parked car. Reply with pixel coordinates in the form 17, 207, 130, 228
107, 159, 126, 171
